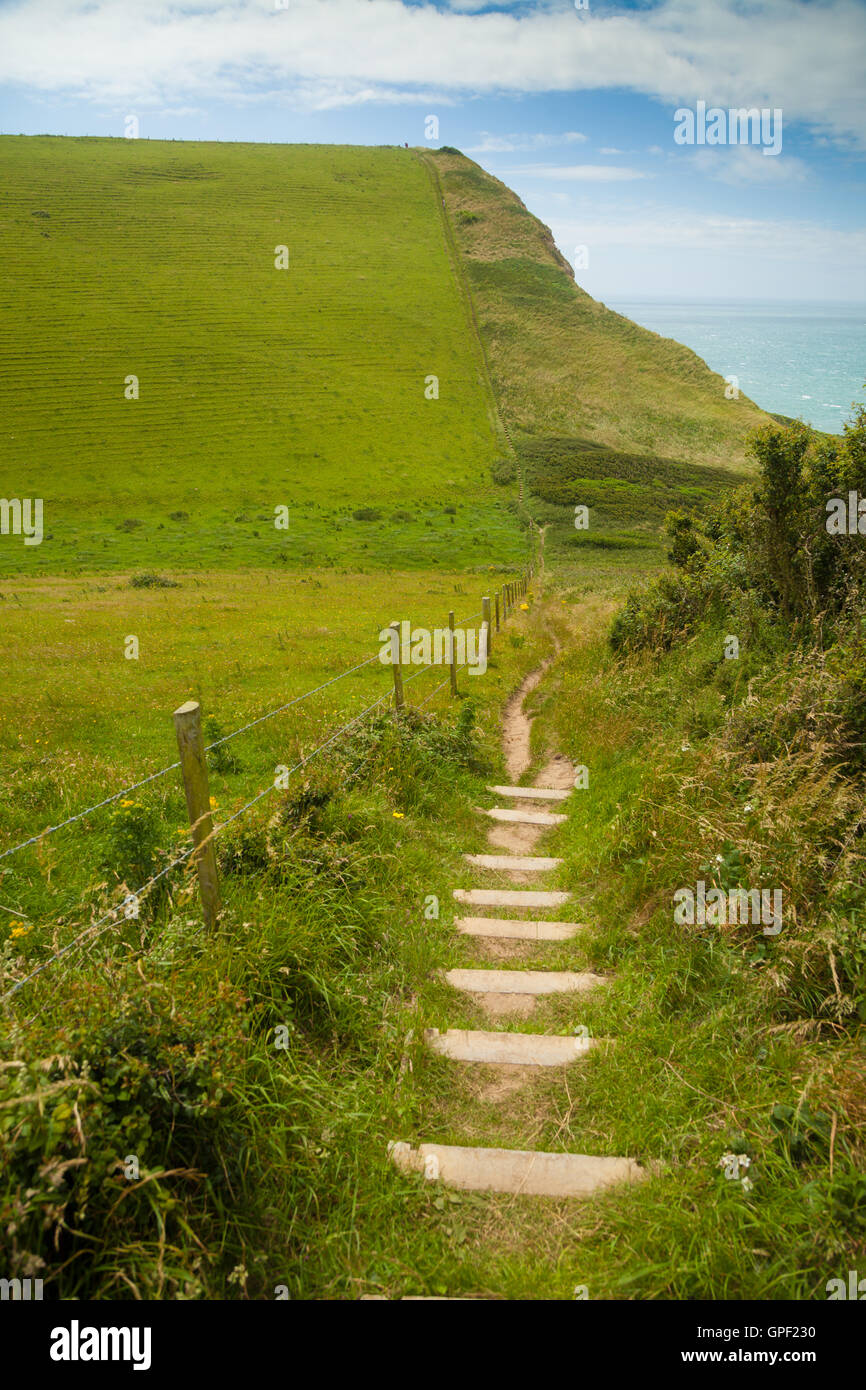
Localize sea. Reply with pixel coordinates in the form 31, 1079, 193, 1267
607, 299, 866, 436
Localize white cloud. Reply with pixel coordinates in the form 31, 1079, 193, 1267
466, 130, 587, 152
686, 146, 810, 185
0, 0, 863, 149
599, 147, 625, 155
507, 163, 648, 181
548, 209, 866, 264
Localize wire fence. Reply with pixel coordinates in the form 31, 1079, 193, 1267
0, 615, 492, 866
0, 584, 531, 1011
0, 652, 385, 865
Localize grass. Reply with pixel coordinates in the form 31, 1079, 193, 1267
0, 136, 516, 577
5, 547, 861, 1300
514, 436, 751, 558
6, 136, 845, 1301
0, 566, 526, 930
0, 580, 564, 1299
429, 147, 771, 470
7, 567, 860, 1301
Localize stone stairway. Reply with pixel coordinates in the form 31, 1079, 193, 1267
388, 780, 648, 1200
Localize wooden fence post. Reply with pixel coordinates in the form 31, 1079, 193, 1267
448, 611, 458, 697
173, 700, 221, 931
390, 621, 405, 709
495, 591, 500, 633
482, 595, 492, 657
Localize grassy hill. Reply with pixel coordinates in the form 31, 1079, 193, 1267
0, 137, 774, 580
425, 147, 772, 543
0, 137, 519, 576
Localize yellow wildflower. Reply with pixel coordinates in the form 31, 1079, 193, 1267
392, 812, 404, 819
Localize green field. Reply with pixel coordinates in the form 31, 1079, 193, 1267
0, 137, 517, 576
0, 567, 506, 928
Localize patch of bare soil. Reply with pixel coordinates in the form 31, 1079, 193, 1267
472, 990, 537, 1020
502, 662, 550, 782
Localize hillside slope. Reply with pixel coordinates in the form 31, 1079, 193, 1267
0, 137, 516, 575
426, 148, 770, 470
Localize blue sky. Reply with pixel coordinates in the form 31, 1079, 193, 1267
1, 0, 865, 300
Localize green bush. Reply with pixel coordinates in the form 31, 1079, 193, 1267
611, 405, 866, 655
0, 978, 248, 1298
103, 798, 164, 886
204, 716, 243, 776
490, 458, 517, 486
128, 571, 179, 589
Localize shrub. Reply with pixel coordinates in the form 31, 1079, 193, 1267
129, 572, 179, 589
103, 799, 164, 886
491, 458, 517, 486
0, 979, 248, 1298
204, 716, 243, 776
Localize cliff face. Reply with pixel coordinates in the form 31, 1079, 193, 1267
430, 148, 769, 471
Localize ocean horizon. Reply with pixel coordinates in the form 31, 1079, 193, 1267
607, 298, 866, 437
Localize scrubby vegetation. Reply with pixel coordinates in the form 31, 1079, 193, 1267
0, 695, 503, 1298
0, 603, 568, 1300
606, 406, 866, 1024
519, 405, 866, 1296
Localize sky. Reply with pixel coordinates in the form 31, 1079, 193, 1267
1, 0, 865, 301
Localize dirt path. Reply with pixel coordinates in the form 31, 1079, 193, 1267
384, 600, 647, 1286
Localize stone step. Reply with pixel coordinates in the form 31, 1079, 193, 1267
488, 785, 570, 801
453, 888, 571, 908
455, 916, 586, 941
480, 807, 567, 826
443, 968, 605, 996
423, 1027, 597, 1066
388, 1141, 646, 1197
463, 854, 562, 871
